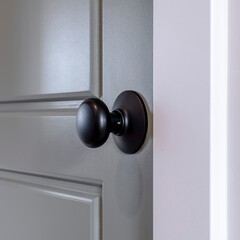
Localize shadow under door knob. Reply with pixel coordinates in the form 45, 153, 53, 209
76, 91, 148, 154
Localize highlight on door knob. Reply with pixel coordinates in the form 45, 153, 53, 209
76, 91, 148, 154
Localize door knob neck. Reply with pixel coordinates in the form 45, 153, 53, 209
110, 110, 125, 135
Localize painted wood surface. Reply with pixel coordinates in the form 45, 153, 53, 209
0, 0, 153, 239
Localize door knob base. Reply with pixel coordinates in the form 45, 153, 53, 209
112, 91, 148, 154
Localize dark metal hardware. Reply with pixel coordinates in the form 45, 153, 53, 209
76, 90, 148, 154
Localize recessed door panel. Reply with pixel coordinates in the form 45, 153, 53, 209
0, 0, 101, 101
0, 171, 101, 240
0, 101, 103, 179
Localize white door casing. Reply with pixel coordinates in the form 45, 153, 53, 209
154, 0, 210, 239
154, 1, 230, 240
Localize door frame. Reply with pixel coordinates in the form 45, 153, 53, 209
154, 0, 228, 239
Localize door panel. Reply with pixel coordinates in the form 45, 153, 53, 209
0, 0, 153, 239
0, 0, 101, 101
0, 171, 101, 240
0, 101, 103, 180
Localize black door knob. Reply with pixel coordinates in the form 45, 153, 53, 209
76, 91, 148, 154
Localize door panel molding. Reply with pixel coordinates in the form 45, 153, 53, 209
0, 91, 99, 103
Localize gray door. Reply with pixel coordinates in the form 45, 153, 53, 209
0, 0, 152, 239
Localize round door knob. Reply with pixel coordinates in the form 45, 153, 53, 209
76, 90, 148, 154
